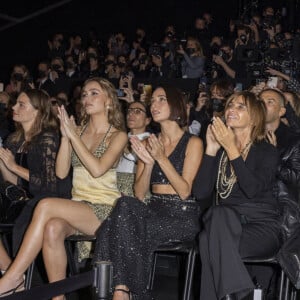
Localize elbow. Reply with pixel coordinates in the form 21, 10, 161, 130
179, 192, 191, 201
178, 186, 192, 200
134, 190, 145, 201
56, 171, 68, 180
133, 184, 146, 201
90, 170, 104, 178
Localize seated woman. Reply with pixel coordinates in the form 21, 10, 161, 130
193, 91, 281, 300
0, 89, 60, 273
0, 77, 128, 299
92, 85, 203, 300
117, 100, 151, 196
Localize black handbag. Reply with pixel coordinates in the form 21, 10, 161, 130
0, 181, 29, 223
277, 225, 300, 289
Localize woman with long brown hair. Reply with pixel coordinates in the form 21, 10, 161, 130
0, 88, 60, 281
0, 78, 128, 299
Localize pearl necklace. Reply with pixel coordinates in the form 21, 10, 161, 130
216, 141, 252, 202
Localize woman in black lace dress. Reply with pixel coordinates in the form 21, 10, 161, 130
93, 85, 204, 300
0, 89, 59, 276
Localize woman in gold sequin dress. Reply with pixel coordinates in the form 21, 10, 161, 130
0, 77, 127, 299
194, 91, 281, 300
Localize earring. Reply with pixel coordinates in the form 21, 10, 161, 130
106, 105, 111, 116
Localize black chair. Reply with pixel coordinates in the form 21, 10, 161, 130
0, 223, 35, 290
242, 255, 297, 300
65, 234, 96, 275
148, 240, 199, 300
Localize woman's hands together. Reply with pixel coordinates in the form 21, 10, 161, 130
57, 105, 77, 140
0, 148, 16, 171
130, 134, 166, 165
206, 117, 239, 159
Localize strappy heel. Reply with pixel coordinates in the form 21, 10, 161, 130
0, 279, 25, 297
114, 288, 132, 300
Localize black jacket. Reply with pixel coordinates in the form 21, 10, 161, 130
276, 138, 300, 205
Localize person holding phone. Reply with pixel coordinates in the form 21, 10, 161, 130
177, 37, 206, 79
193, 91, 281, 300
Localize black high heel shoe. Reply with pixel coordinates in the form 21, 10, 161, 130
0, 280, 25, 297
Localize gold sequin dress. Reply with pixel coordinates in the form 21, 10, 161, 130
71, 124, 121, 261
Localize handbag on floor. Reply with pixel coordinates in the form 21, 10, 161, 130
0, 181, 29, 223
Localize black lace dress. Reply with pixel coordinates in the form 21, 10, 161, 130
92, 132, 201, 299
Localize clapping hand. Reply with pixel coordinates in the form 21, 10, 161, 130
205, 124, 221, 156
145, 134, 165, 162
0, 148, 16, 171
211, 117, 235, 151
130, 136, 154, 165
57, 105, 77, 140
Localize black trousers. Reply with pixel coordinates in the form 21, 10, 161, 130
199, 203, 281, 300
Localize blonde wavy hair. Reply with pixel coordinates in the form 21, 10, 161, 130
80, 77, 125, 131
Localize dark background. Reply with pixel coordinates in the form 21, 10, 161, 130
0, 0, 297, 84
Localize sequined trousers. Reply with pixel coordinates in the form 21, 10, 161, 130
92, 194, 201, 299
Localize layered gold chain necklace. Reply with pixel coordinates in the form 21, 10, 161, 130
216, 141, 252, 201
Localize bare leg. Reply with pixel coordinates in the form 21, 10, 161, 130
0, 197, 101, 295
43, 218, 75, 300
0, 240, 12, 272
113, 285, 130, 300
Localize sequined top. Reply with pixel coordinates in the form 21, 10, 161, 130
150, 131, 191, 185
71, 124, 121, 205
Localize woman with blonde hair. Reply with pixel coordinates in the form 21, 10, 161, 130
177, 36, 206, 79
0, 77, 128, 299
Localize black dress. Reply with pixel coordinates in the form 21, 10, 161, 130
193, 140, 282, 300
92, 132, 201, 299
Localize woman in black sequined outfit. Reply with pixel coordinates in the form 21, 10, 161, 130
93, 85, 203, 300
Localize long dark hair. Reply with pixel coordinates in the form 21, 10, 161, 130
11, 89, 58, 143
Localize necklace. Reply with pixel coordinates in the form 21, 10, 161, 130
216, 140, 252, 202
216, 151, 237, 200
239, 140, 252, 160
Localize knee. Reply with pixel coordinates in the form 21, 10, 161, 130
44, 219, 66, 246
33, 198, 53, 218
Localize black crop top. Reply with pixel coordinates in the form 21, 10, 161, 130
150, 132, 191, 185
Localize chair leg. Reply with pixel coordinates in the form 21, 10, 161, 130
148, 252, 158, 290
284, 276, 290, 300
279, 269, 285, 300
183, 248, 196, 300
65, 240, 78, 275
24, 261, 35, 290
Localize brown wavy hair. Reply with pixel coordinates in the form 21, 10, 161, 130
80, 77, 125, 131
11, 89, 58, 143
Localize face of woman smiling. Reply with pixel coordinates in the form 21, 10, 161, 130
225, 96, 251, 130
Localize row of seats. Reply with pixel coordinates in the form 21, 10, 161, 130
0, 224, 298, 299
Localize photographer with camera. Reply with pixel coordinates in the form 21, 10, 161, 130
211, 41, 247, 87
148, 43, 175, 79
108, 32, 130, 58
5, 64, 33, 98
131, 52, 152, 78
177, 37, 206, 79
